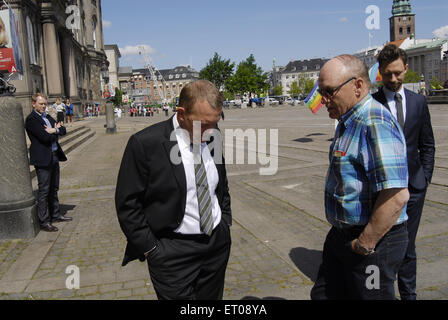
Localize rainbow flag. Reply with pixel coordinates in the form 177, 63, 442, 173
304, 82, 323, 114
305, 63, 382, 115
369, 62, 382, 84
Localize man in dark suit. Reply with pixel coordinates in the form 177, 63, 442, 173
115, 80, 232, 300
373, 45, 435, 300
25, 93, 73, 232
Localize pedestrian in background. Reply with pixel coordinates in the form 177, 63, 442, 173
53, 97, 66, 123
65, 98, 74, 124
25, 93, 73, 232
310, 55, 409, 300
373, 44, 435, 300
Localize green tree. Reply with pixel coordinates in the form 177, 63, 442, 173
222, 91, 234, 101
404, 69, 422, 83
294, 75, 315, 96
430, 76, 443, 90
199, 53, 235, 90
226, 54, 269, 97
288, 81, 300, 97
111, 88, 123, 107
272, 85, 283, 96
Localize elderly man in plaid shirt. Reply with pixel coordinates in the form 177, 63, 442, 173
310, 55, 410, 300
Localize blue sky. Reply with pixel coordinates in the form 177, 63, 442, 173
102, 0, 448, 72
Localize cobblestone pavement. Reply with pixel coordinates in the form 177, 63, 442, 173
1, 103, 447, 300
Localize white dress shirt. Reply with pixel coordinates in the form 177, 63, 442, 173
172, 114, 222, 234
383, 86, 407, 124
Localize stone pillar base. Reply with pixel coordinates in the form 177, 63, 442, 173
106, 126, 117, 134
0, 205, 40, 240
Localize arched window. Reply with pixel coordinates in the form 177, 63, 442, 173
92, 17, 97, 49
26, 17, 37, 65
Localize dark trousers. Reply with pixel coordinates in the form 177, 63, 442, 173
311, 223, 408, 300
35, 153, 63, 226
146, 219, 231, 300
397, 187, 427, 300
57, 111, 65, 123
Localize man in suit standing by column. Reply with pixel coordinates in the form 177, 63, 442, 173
25, 93, 73, 232
115, 80, 232, 300
373, 45, 436, 300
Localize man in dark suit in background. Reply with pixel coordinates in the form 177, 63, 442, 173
373, 45, 436, 300
25, 93, 73, 232
115, 80, 232, 300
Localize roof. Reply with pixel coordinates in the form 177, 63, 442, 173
386, 39, 406, 48
118, 66, 133, 75
406, 39, 448, 51
104, 44, 121, 58
131, 65, 200, 80
281, 58, 328, 73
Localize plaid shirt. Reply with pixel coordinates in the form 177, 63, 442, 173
325, 94, 409, 228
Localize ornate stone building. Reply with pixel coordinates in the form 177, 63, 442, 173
389, 0, 415, 42
2, 0, 108, 117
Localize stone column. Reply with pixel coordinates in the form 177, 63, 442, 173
105, 100, 116, 134
0, 96, 40, 239
42, 17, 64, 100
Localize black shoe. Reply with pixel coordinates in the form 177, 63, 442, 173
41, 224, 59, 232
52, 216, 73, 223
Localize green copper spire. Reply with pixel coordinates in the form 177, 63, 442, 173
392, 0, 413, 16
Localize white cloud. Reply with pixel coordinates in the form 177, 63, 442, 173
433, 25, 448, 39
339, 17, 349, 23
119, 45, 156, 57
103, 20, 112, 28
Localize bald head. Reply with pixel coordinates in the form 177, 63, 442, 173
319, 55, 371, 120
320, 55, 370, 86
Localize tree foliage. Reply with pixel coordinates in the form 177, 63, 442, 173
199, 53, 235, 90
272, 85, 283, 96
404, 69, 422, 83
111, 88, 123, 107
226, 54, 269, 96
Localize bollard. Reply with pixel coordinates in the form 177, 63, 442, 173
105, 100, 116, 134
0, 96, 40, 239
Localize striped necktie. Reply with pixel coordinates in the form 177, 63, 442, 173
194, 148, 214, 236
394, 93, 405, 129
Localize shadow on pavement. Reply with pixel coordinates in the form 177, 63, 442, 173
289, 247, 322, 282
60, 204, 77, 215
293, 138, 313, 143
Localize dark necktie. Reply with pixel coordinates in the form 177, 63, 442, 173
394, 93, 405, 129
194, 148, 213, 236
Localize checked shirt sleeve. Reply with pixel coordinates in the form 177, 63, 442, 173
361, 115, 409, 193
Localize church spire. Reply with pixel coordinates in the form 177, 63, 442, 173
392, 0, 413, 16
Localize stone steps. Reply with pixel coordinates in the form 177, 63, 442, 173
29, 126, 96, 179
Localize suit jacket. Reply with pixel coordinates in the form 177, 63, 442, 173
373, 87, 435, 191
25, 111, 67, 167
115, 116, 232, 266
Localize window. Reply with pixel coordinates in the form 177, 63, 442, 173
175, 74, 180, 79
399, 27, 403, 35
26, 17, 37, 65
169, 75, 173, 79
92, 18, 97, 49
182, 73, 186, 78
407, 27, 411, 34
302, 66, 307, 71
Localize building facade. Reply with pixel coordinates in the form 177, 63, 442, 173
104, 44, 121, 95
275, 58, 327, 96
129, 65, 199, 105
3, 0, 108, 117
406, 39, 448, 87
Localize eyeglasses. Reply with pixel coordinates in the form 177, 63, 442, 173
318, 77, 356, 98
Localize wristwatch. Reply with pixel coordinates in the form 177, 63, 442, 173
354, 239, 375, 255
